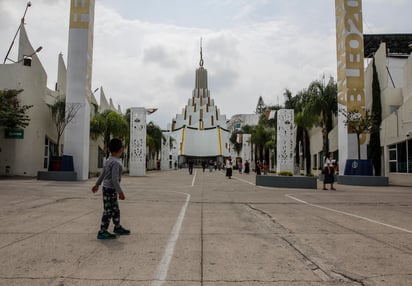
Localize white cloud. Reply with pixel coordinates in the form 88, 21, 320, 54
1, 0, 411, 129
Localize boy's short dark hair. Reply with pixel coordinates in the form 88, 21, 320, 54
108, 138, 123, 153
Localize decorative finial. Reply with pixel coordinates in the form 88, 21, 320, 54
199, 37, 204, 67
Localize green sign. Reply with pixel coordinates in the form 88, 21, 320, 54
5, 129, 24, 139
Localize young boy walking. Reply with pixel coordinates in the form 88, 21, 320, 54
92, 138, 130, 239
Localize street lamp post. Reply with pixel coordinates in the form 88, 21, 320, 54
5, 46, 43, 65
3, 1, 33, 64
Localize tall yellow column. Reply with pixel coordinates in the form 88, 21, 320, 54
64, 0, 95, 180
335, 0, 367, 172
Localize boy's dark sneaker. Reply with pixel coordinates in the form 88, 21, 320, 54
97, 230, 116, 239
113, 226, 131, 235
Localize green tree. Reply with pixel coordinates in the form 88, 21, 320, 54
306, 77, 338, 155
255, 96, 266, 114
90, 109, 128, 158
369, 57, 382, 175
48, 96, 81, 156
229, 130, 243, 155
146, 121, 164, 164
284, 89, 316, 174
251, 111, 275, 165
342, 109, 377, 160
0, 89, 32, 129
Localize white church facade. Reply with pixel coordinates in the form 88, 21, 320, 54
166, 46, 231, 167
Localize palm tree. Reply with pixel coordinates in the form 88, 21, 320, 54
284, 89, 296, 109
251, 112, 275, 166
285, 89, 316, 175
90, 109, 128, 158
306, 77, 338, 155
229, 130, 243, 156
146, 121, 164, 169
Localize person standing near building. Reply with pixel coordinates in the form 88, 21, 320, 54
225, 157, 233, 179
323, 152, 336, 190
255, 160, 262, 175
244, 160, 250, 174
92, 138, 130, 239
188, 159, 194, 175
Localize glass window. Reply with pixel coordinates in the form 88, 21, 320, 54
389, 149, 396, 160
388, 144, 397, 173
389, 162, 397, 172
43, 136, 50, 169
397, 142, 407, 173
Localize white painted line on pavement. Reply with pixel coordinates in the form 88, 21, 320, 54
151, 191, 191, 286
234, 176, 255, 186
286, 194, 412, 234
192, 169, 197, 186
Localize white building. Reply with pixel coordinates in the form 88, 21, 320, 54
226, 113, 259, 165
375, 42, 412, 186
309, 36, 412, 186
168, 46, 231, 166
0, 23, 119, 178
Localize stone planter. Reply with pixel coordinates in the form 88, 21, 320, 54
256, 175, 317, 189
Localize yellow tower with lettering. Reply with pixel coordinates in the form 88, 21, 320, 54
64, 0, 95, 180
335, 0, 367, 173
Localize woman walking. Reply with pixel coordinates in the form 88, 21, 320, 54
323, 152, 336, 190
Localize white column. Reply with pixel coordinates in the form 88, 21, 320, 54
242, 134, 252, 163
129, 107, 146, 176
64, 0, 95, 180
161, 132, 170, 170
277, 109, 295, 173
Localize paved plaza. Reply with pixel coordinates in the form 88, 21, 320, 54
1, 170, 412, 286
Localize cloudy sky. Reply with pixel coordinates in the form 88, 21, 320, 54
1, 0, 411, 129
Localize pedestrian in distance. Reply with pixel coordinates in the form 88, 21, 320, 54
188, 159, 194, 175
323, 152, 336, 190
226, 156, 233, 179
92, 138, 130, 239
255, 160, 262, 175
244, 160, 250, 174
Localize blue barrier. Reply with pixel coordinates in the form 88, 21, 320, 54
344, 159, 373, 176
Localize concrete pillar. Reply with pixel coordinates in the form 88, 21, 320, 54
129, 107, 146, 176
161, 132, 170, 170
64, 0, 95, 180
335, 0, 367, 173
277, 109, 295, 173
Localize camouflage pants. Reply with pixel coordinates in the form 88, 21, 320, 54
100, 187, 120, 231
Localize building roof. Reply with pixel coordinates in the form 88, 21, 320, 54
364, 34, 412, 58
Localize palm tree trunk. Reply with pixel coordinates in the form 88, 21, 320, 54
322, 126, 328, 155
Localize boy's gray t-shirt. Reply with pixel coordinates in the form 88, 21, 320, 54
96, 156, 123, 194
